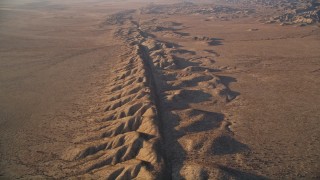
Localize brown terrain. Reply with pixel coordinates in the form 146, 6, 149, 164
0, 0, 319, 179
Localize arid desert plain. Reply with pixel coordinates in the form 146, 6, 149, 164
0, 0, 319, 179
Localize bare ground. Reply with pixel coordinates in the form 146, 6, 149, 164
0, 0, 319, 179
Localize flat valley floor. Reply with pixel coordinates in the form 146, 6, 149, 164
0, 0, 319, 179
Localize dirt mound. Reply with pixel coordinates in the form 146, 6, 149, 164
62, 8, 246, 179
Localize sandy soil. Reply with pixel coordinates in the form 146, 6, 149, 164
0, 0, 133, 178
0, 0, 319, 179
